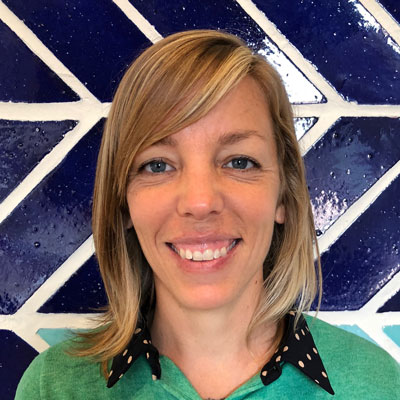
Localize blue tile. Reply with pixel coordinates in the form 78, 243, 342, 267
3, 0, 150, 102
378, 0, 400, 25
0, 330, 38, 400
132, 0, 324, 104
0, 21, 79, 102
0, 120, 104, 314
319, 176, 400, 310
0, 120, 77, 202
37, 328, 74, 346
337, 325, 377, 345
253, 0, 400, 104
294, 117, 317, 140
39, 256, 107, 313
305, 117, 400, 235
378, 289, 400, 312
383, 325, 400, 347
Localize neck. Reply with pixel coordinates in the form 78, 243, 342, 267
150, 285, 280, 399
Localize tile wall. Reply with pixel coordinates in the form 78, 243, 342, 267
0, 1, 399, 398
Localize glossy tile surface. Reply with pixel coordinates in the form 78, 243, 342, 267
3, 0, 150, 101
132, 0, 324, 104
253, 0, 400, 104
378, 290, 400, 312
0, 120, 103, 314
0, 21, 79, 102
305, 117, 400, 235
320, 176, 400, 310
39, 256, 106, 313
0, 330, 37, 399
0, 120, 77, 202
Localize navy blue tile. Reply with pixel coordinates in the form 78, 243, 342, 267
132, 0, 324, 104
253, 0, 400, 104
294, 117, 317, 139
39, 256, 107, 313
0, 120, 77, 203
0, 330, 38, 400
379, 0, 400, 24
0, 120, 104, 314
0, 21, 79, 102
305, 117, 400, 235
378, 289, 400, 312
3, 0, 150, 102
319, 176, 400, 311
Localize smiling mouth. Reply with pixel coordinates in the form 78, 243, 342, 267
167, 239, 241, 262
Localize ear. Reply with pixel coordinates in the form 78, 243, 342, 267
275, 204, 285, 224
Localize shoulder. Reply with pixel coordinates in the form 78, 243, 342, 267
16, 340, 105, 399
306, 315, 400, 398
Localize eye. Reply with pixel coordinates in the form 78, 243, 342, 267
224, 156, 259, 170
141, 159, 174, 173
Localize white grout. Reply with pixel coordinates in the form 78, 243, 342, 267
17, 236, 95, 313
113, 0, 163, 43
318, 159, 400, 254
0, 101, 111, 121
361, 271, 400, 313
0, 114, 102, 223
235, 0, 345, 104
359, 0, 400, 46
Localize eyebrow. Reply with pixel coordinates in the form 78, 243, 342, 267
154, 130, 267, 147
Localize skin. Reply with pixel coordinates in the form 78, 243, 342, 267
126, 77, 285, 398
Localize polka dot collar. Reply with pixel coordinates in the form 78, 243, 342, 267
107, 312, 334, 395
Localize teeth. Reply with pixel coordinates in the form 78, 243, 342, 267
185, 249, 192, 260
172, 240, 238, 261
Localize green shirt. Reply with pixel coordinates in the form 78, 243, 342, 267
16, 317, 400, 399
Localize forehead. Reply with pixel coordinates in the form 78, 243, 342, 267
148, 77, 274, 149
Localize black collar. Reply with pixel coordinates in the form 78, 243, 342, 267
107, 311, 334, 395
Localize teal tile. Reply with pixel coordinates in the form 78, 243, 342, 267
37, 328, 73, 346
337, 325, 377, 345
383, 325, 400, 347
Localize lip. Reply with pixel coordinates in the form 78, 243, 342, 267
165, 236, 241, 273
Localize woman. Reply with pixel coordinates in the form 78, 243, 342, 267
17, 30, 399, 399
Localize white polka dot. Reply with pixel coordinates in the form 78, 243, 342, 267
135, 328, 142, 334
313, 347, 318, 354
306, 353, 311, 360
298, 360, 304, 368
128, 355, 133, 364
146, 352, 150, 359
276, 355, 281, 362
295, 333, 300, 340
306, 326, 310, 332
108, 370, 113, 377
274, 348, 279, 354
152, 374, 157, 381
301, 329, 305, 336
122, 349, 128, 356
283, 346, 289, 352
322, 371, 327, 378
143, 339, 148, 344
315, 379, 319, 384
119, 374, 124, 379
262, 370, 267, 377
289, 311, 295, 316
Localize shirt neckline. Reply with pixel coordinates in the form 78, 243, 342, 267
107, 311, 334, 395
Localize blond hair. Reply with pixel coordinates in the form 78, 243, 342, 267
74, 30, 321, 375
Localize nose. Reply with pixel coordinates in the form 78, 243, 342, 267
176, 166, 224, 220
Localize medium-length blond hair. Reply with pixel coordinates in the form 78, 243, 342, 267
76, 29, 321, 374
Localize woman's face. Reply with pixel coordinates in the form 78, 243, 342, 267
126, 77, 284, 311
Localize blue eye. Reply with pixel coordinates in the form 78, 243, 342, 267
225, 157, 257, 170
142, 160, 173, 173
